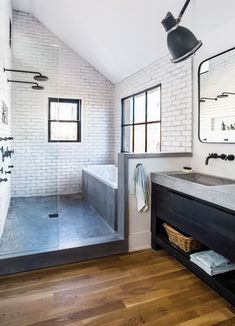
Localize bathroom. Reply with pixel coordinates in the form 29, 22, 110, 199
0, 0, 235, 324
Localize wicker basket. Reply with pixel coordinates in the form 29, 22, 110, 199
163, 223, 203, 253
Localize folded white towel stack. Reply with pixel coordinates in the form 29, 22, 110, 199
190, 250, 235, 276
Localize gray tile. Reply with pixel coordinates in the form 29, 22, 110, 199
0, 194, 116, 256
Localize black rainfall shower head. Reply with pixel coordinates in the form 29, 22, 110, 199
34, 74, 49, 82
32, 84, 44, 90
217, 93, 229, 99
7, 79, 44, 90
4, 68, 49, 82
217, 92, 235, 98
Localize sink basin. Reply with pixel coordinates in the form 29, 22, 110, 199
170, 173, 235, 186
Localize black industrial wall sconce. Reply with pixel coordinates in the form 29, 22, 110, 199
162, 0, 202, 63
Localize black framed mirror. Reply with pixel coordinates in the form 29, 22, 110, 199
198, 47, 235, 143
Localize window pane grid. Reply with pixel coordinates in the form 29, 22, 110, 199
48, 98, 81, 142
121, 85, 161, 153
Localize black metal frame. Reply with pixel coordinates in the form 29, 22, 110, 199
48, 98, 81, 143
198, 46, 235, 144
121, 84, 161, 153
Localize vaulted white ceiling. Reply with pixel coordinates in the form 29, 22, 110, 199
12, 0, 235, 83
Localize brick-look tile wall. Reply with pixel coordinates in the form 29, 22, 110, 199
11, 11, 114, 197
114, 55, 193, 159
0, 0, 12, 237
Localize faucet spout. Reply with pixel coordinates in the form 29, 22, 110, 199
205, 153, 227, 165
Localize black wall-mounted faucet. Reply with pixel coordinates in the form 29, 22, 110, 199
205, 153, 235, 165
205, 153, 227, 165
0, 178, 7, 183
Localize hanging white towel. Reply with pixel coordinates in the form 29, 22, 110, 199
129, 164, 149, 212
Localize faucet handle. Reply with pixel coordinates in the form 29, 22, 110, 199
226, 154, 235, 161
220, 154, 227, 160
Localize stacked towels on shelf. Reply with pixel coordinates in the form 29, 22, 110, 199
190, 250, 235, 276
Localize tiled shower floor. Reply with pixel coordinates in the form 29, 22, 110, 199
0, 194, 119, 257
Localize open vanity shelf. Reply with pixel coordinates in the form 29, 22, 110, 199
151, 182, 235, 306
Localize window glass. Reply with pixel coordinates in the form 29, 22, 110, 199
122, 126, 133, 152
50, 102, 78, 120
123, 98, 133, 125
134, 93, 145, 123
147, 88, 161, 122
134, 125, 145, 153
147, 123, 161, 153
50, 122, 78, 141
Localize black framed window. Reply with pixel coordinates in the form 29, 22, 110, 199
121, 85, 161, 153
48, 98, 81, 142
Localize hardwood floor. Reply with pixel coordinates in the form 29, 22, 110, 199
0, 250, 234, 325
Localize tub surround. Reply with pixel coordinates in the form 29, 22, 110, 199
82, 165, 117, 230
152, 171, 235, 211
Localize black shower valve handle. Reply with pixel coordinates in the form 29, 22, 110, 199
0, 137, 14, 141
226, 154, 235, 161
5, 171, 11, 174
8, 165, 14, 169
220, 154, 227, 160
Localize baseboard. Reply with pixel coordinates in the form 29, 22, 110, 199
128, 231, 151, 252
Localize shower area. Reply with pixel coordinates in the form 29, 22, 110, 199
0, 8, 124, 269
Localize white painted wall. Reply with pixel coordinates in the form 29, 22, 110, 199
11, 11, 114, 197
0, 0, 12, 238
114, 55, 193, 160
128, 155, 192, 251
192, 19, 235, 179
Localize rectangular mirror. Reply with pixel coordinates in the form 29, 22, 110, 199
199, 47, 235, 143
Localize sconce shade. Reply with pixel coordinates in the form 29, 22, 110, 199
162, 12, 202, 63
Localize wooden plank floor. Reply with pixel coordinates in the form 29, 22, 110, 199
0, 250, 234, 326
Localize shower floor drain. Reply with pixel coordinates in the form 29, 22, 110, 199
49, 213, 59, 218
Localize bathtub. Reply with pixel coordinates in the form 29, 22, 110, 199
82, 165, 118, 230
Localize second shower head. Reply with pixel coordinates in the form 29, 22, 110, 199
7, 79, 44, 90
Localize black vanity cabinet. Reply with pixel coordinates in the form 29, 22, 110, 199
151, 182, 235, 306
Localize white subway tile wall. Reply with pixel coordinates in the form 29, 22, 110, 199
11, 11, 114, 197
114, 55, 193, 158
0, 0, 12, 237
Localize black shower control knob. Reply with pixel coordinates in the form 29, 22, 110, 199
227, 154, 235, 161
5, 171, 11, 174
8, 165, 14, 168
0, 178, 7, 182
